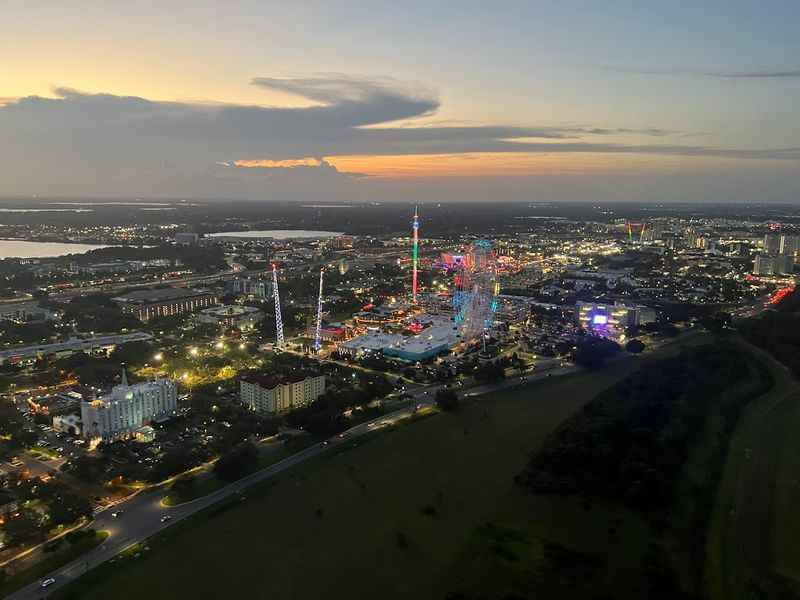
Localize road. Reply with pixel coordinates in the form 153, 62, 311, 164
7, 357, 581, 600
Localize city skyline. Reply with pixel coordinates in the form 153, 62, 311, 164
2, 0, 799, 202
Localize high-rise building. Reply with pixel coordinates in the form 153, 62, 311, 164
81, 371, 177, 441
240, 374, 325, 414
754, 254, 793, 276
764, 233, 781, 255
754, 254, 775, 275
775, 254, 795, 275
780, 235, 800, 257
642, 221, 665, 242
685, 227, 700, 249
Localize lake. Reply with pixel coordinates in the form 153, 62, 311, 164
0, 240, 110, 259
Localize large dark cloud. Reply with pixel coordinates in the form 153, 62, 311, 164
0, 75, 797, 197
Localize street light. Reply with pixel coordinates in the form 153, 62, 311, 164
153, 352, 163, 361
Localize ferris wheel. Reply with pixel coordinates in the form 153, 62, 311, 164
453, 239, 499, 342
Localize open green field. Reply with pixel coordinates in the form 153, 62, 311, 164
706, 340, 800, 600
53, 333, 742, 600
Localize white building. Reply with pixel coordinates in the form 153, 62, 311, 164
53, 413, 82, 436
754, 254, 794, 276
240, 374, 325, 414
81, 371, 177, 441
780, 235, 800, 257
198, 304, 263, 331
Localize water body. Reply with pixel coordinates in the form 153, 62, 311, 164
208, 230, 343, 240
0, 240, 110, 259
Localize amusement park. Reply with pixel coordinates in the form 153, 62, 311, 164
265, 208, 503, 366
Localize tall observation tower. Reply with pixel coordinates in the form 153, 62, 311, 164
412, 206, 420, 303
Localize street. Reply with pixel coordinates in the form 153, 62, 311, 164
7, 357, 581, 600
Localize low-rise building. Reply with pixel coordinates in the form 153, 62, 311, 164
112, 288, 218, 321
240, 374, 325, 414
226, 277, 272, 299
0, 332, 153, 366
576, 301, 655, 337
174, 232, 200, 245
52, 413, 82, 436
198, 304, 263, 331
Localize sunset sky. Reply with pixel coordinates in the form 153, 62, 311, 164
2, 0, 799, 202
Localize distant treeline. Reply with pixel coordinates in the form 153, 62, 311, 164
738, 287, 800, 377
74, 244, 227, 273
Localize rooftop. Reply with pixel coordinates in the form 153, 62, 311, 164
112, 287, 215, 304
241, 373, 321, 390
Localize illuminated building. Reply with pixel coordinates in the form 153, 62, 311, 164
754, 254, 794, 276
52, 413, 82, 436
330, 235, 355, 250
576, 301, 653, 337
780, 235, 800, 257
227, 277, 272, 299
198, 305, 263, 331
764, 233, 781, 255
240, 374, 325, 415
81, 370, 177, 441
112, 288, 218, 321
340, 316, 458, 362
0, 332, 153, 366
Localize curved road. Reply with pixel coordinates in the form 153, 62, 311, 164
9, 362, 580, 600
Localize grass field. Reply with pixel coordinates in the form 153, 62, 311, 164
706, 340, 800, 600
52, 335, 729, 600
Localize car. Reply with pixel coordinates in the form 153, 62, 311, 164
160, 515, 172, 523
111, 511, 123, 518
41, 578, 56, 588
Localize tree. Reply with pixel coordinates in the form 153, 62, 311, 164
435, 388, 460, 412
573, 338, 621, 369
214, 442, 259, 482
48, 493, 92, 527
170, 474, 197, 501
3, 511, 40, 545
625, 339, 646, 354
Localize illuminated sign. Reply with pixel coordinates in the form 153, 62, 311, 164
592, 314, 608, 325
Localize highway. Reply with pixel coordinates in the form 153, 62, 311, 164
7, 360, 578, 600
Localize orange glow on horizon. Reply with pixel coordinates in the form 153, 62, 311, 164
324, 152, 727, 179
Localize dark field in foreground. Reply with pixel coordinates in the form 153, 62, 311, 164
57, 334, 761, 600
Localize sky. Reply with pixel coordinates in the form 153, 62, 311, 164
1, 0, 799, 203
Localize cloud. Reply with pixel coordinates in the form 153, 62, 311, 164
605, 65, 800, 79
0, 75, 797, 198
230, 157, 368, 178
